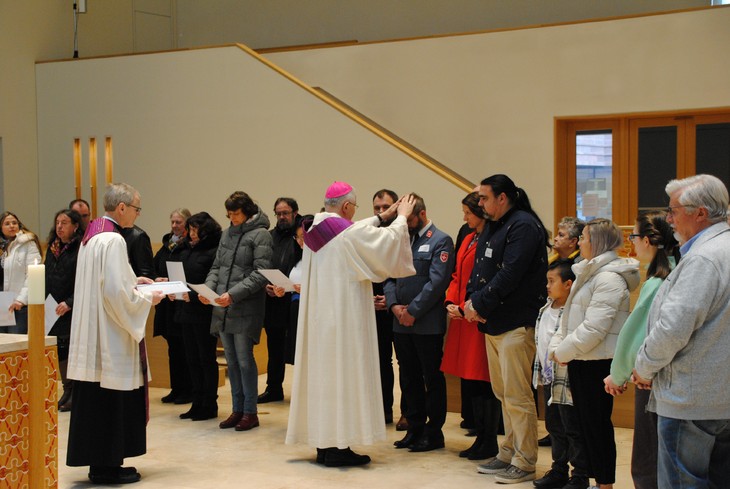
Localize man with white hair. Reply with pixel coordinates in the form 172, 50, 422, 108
634, 174, 730, 488
286, 181, 415, 467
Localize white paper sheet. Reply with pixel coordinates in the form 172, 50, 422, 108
188, 283, 224, 307
0, 292, 17, 326
45, 294, 60, 334
258, 269, 297, 292
166, 262, 187, 300
136, 281, 191, 295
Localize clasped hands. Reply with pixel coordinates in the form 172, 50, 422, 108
462, 300, 486, 323
391, 304, 415, 327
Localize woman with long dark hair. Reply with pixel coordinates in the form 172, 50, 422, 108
45, 209, 84, 411
604, 210, 679, 489
1, 211, 42, 334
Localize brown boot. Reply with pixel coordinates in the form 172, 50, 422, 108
396, 415, 409, 431
219, 412, 243, 429
235, 413, 260, 431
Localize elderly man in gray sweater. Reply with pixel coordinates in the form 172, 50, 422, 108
634, 174, 730, 489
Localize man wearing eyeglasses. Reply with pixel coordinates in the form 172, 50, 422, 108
260, 197, 301, 403
634, 174, 730, 489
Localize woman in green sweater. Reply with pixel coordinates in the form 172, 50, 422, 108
603, 210, 679, 489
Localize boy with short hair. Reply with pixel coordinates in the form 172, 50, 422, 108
532, 259, 589, 489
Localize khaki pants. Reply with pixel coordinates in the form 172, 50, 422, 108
485, 327, 538, 472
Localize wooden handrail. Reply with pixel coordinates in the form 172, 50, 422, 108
235, 43, 475, 191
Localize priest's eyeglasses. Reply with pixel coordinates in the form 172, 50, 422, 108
128, 204, 142, 214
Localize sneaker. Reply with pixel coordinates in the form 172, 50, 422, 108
477, 457, 511, 474
494, 465, 536, 484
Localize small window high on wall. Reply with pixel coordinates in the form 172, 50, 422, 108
555, 109, 730, 229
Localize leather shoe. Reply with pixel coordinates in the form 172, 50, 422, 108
161, 391, 177, 403
395, 415, 409, 431
179, 406, 198, 419
58, 389, 72, 408
394, 429, 422, 449
59, 401, 72, 412
88, 466, 141, 484
324, 447, 371, 467
219, 412, 243, 429
235, 413, 260, 431
191, 406, 218, 421
257, 389, 284, 403
533, 469, 569, 489
409, 433, 445, 452
538, 434, 552, 447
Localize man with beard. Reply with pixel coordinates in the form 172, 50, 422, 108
259, 197, 302, 403
385, 194, 454, 452
372, 189, 402, 427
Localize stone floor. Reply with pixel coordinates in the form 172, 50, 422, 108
57, 366, 634, 488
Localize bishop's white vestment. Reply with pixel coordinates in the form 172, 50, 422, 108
286, 213, 415, 448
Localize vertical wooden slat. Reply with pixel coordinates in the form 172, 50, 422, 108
105, 136, 114, 185
89, 138, 98, 218
73, 138, 82, 199
27, 304, 46, 487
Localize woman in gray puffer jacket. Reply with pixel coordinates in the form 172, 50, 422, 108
202, 191, 272, 432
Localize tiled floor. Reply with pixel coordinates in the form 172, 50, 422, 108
57, 366, 634, 488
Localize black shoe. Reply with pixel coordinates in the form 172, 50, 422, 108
257, 389, 284, 403
409, 432, 445, 453
179, 406, 198, 419
465, 436, 498, 461
191, 406, 218, 421
394, 429, 422, 449
173, 394, 193, 405
58, 389, 72, 408
323, 447, 371, 467
538, 434, 552, 447
533, 469, 569, 489
316, 448, 329, 464
395, 415, 409, 431
460, 419, 475, 430
88, 466, 141, 484
161, 391, 177, 403
59, 400, 72, 412
561, 476, 589, 489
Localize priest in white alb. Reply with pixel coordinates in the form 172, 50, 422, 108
66, 183, 163, 485
286, 181, 416, 467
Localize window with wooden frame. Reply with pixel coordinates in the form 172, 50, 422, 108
555, 108, 730, 229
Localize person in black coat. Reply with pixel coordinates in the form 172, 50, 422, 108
152, 208, 192, 404
173, 212, 223, 420
45, 209, 84, 411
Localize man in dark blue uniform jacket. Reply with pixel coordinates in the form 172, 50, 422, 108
385, 194, 454, 453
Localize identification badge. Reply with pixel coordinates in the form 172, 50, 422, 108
418, 244, 430, 252
485, 247, 493, 258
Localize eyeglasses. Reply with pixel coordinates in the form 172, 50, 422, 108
346, 201, 359, 208
275, 211, 293, 217
127, 204, 142, 214
666, 204, 693, 216
628, 233, 641, 241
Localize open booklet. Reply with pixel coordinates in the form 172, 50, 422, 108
258, 269, 297, 292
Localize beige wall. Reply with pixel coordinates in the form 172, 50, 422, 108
35, 46, 468, 240
268, 7, 730, 229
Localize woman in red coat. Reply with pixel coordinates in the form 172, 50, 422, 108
441, 192, 500, 460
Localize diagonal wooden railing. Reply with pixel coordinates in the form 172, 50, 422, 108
235, 43, 475, 192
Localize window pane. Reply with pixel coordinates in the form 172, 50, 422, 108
638, 126, 677, 209
576, 130, 612, 221
696, 122, 730, 191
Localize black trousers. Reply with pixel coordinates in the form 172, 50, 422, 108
568, 359, 615, 485
543, 384, 589, 478
264, 322, 286, 392
376, 318, 395, 417
164, 333, 191, 396
393, 332, 446, 435
181, 321, 219, 408
632, 387, 658, 489
67, 381, 146, 467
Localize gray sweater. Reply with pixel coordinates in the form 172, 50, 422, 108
636, 222, 730, 420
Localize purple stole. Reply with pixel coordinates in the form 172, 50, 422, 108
82, 217, 150, 424
303, 216, 353, 252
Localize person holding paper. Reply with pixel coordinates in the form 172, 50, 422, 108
175, 212, 222, 421
66, 183, 163, 485
285, 182, 416, 467
44, 208, 84, 412
0, 211, 42, 334
199, 191, 272, 432
152, 207, 193, 405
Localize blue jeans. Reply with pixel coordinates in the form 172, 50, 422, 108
219, 332, 258, 414
658, 415, 730, 489
0, 307, 28, 334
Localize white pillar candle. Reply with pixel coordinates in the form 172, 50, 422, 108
27, 262, 45, 305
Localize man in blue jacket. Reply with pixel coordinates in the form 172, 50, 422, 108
464, 174, 548, 484
385, 194, 454, 453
